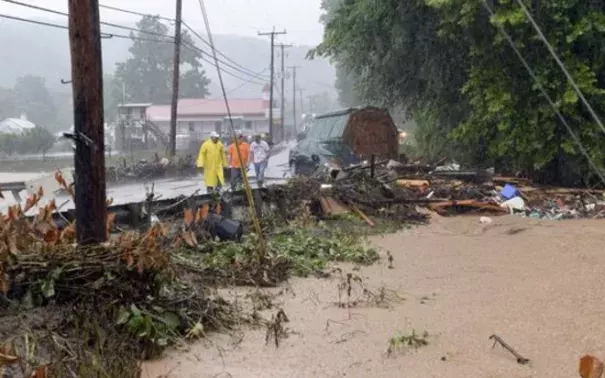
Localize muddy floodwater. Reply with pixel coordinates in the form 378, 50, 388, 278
142, 215, 605, 377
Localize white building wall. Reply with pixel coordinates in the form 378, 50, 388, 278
151, 116, 269, 139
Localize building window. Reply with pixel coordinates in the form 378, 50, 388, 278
214, 121, 222, 133
245, 121, 253, 130
188, 121, 195, 131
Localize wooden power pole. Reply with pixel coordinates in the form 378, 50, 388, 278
258, 28, 286, 142
169, 0, 183, 156
299, 88, 305, 116
289, 66, 300, 134
278, 44, 291, 141
67, 0, 107, 244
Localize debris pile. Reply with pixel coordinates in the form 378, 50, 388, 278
106, 155, 196, 183
268, 169, 430, 227
0, 177, 233, 377
272, 159, 605, 221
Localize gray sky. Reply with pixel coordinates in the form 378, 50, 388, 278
0, 0, 324, 46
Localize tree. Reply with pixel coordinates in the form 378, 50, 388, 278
0, 87, 16, 120
18, 126, 56, 159
308, 91, 337, 114
114, 15, 211, 105
0, 134, 18, 156
12, 75, 57, 127
103, 74, 124, 122
313, 0, 605, 185
334, 64, 361, 107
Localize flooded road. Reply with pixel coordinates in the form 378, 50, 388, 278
0, 143, 293, 214
143, 215, 605, 378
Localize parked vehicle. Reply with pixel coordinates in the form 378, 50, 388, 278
289, 106, 398, 175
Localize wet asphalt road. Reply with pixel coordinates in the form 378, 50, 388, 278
0, 142, 294, 215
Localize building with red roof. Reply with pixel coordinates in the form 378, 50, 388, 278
145, 84, 278, 141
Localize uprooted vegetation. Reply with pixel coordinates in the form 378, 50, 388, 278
387, 330, 430, 357
0, 169, 418, 377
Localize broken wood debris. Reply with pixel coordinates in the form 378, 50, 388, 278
489, 334, 530, 365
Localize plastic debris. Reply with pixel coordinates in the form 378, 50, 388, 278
500, 197, 525, 213
500, 184, 520, 200
479, 216, 493, 224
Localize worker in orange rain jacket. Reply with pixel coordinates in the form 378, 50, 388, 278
227, 131, 250, 192
196, 131, 228, 193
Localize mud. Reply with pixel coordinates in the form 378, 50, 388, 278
143, 214, 605, 377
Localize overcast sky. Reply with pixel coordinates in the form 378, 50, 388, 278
0, 0, 324, 46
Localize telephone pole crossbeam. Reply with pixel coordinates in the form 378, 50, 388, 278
258, 28, 286, 142
67, 0, 107, 244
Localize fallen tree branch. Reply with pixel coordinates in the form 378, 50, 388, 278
489, 334, 530, 365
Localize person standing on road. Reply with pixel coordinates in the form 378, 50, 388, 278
196, 131, 228, 193
249, 134, 271, 188
227, 131, 250, 191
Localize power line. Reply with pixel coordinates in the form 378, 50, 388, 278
1, 0, 172, 39
258, 28, 287, 141
181, 21, 270, 80
181, 41, 266, 85
196, 0, 264, 242
0, 12, 267, 87
512, 0, 605, 137
0, 13, 170, 43
221, 67, 270, 97
97, 2, 269, 80
2, 0, 267, 83
99, 3, 173, 22
480, 0, 605, 185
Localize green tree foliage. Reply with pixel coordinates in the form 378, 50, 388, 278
314, 0, 605, 185
115, 16, 211, 105
103, 74, 124, 122
11, 75, 57, 127
308, 91, 338, 114
18, 126, 56, 159
0, 126, 56, 158
334, 63, 362, 107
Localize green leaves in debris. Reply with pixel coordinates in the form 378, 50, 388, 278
205, 227, 379, 279
116, 304, 182, 348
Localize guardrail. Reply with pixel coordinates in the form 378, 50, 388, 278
0, 181, 26, 202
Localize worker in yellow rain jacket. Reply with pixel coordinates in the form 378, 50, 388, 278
196, 131, 228, 193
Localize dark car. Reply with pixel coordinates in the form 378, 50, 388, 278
289, 110, 362, 175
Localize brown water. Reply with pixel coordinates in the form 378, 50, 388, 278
143, 215, 605, 377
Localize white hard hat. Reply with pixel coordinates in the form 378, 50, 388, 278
209, 131, 220, 138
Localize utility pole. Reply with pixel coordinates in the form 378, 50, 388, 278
278, 43, 292, 141
67, 0, 106, 244
258, 28, 286, 142
288, 66, 300, 134
169, 0, 183, 156
299, 88, 305, 116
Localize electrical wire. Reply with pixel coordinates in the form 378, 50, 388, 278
512, 0, 605, 138
181, 21, 270, 80
196, 0, 265, 247
480, 0, 605, 185
0, 12, 267, 88
97, 2, 269, 80
0, 13, 171, 43
181, 41, 266, 85
1, 0, 268, 83
205, 67, 270, 100
99, 3, 174, 22
1, 0, 171, 39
